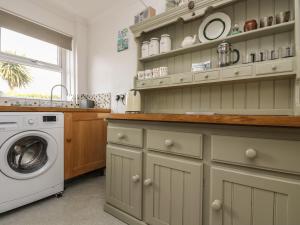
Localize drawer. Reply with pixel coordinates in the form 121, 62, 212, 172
152, 77, 170, 86
211, 135, 300, 174
171, 73, 193, 84
221, 65, 253, 79
194, 70, 220, 82
256, 59, 294, 75
108, 126, 143, 148
136, 80, 152, 88
146, 129, 203, 158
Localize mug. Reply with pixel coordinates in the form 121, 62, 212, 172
145, 69, 153, 79
152, 68, 160, 78
141, 41, 149, 58
159, 67, 168, 77
276, 11, 291, 24
149, 38, 160, 56
137, 71, 145, 80
260, 16, 273, 28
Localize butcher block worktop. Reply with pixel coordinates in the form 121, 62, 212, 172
0, 106, 111, 113
106, 113, 300, 128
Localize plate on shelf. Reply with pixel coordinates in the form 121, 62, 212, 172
199, 12, 231, 43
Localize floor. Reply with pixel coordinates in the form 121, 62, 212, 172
0, 173, 126, 225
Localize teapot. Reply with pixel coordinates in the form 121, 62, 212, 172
181, 35, 197, 48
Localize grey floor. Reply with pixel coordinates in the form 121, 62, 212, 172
0, 174, 126, 225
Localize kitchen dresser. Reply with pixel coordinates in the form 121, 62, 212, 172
104, 116, 300, 225
104, 0, 300, 224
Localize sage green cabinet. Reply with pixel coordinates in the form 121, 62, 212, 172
106, 146, 143, 219
210, 167, 300, 225
144, 153, 203, 225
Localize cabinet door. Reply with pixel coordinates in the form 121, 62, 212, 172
106, 146, 142, 219
145, 153, 203, 225
210, 167, 300, 225
64, 113, 106, 179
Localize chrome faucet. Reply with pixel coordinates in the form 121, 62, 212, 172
50, 84, 69, 105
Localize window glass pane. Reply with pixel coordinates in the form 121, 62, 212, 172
1, 28, 59, 65
0, 62, 62, 99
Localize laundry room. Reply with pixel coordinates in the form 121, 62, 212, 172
0, 0, 300, 225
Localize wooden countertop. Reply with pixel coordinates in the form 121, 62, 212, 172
106, 113, 300, 128
0, 106, 111, 113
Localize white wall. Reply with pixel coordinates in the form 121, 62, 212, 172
0, 0, 89, 94
88, 0, 165, 112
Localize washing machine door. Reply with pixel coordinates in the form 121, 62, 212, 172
0, 131, 58, 180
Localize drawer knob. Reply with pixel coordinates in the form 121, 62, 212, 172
235, 71, 239, 75
180, 78, 184, 82
160, 81, 164, 84
272, 65, 277, 71
164, 139, 174, 147
144, 179, 152, 186
117, 133, 125, 139
211, 200, 222, 211
204, 75, 209, 79
66, 138, 72, 143
132, 175, 140, 183
245, 148, 257, 159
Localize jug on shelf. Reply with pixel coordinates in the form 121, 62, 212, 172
181, 35, 197, 48
217, 41, 240, 67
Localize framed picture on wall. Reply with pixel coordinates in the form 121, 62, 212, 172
117, 28, 129, 52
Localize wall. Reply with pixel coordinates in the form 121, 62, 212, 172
88, 0, 165, 112
0, 0, 89, 94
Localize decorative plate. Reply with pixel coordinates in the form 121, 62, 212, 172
198, 12, 231, 43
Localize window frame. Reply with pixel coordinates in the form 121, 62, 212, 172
0, 28, 68, 101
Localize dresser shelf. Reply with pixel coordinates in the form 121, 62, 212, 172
139, 21, 295, 63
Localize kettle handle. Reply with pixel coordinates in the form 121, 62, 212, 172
232, 49, 240, 64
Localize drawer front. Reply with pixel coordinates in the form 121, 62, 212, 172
171, 73, 193, 84
212, 135, 300, 174
152, 77, 170, 86
194, 70, 220, 82
222, 65, 253, 79
146, 129, 203, 158
108, 126, 143, 148
136, 80, 152, 88
256, 59, 294, 75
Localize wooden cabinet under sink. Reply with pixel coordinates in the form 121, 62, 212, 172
64, 112, 107, 180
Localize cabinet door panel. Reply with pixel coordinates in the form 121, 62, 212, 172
210, 167, 300, 225
106, 146, 142, 219
145, 153, 203, 225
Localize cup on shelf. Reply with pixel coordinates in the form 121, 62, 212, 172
276, 11, 291, 24
137, 71, 145, 80
152, 68, 160, 78
145, 69, 153, 79
159, 67, 168, 77
260, 16, 273, 28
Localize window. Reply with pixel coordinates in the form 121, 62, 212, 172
0, 28, 70, 100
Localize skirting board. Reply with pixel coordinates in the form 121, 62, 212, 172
104, 203, 147, 225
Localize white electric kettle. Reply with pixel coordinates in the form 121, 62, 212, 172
125, 90, 141, 113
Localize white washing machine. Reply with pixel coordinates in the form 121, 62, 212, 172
0, 112, 64, 213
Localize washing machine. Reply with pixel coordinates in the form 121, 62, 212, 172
0, 112, 64, 213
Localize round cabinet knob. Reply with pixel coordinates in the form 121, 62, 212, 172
235, 71, 240, 76
272, 65, 277, 71
117, 133, 125, 139
204, 75, 209, 79
164, 139, 174, 147
28, 119, 34, 125
144, 179, 152, 186
132, 175, 140, 183
245, 148, 257, 159
211, 200, 222, 211
66, 138, 72, 143
160, 81, 164, 84
180, 78, 184, 82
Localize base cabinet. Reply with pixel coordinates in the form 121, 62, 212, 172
144, 153, 203, 225
106, 146, 143, 219
64, 113, 106, 180
210, 167, 300, 225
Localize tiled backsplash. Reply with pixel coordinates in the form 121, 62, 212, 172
0, 93, 111, 109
